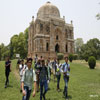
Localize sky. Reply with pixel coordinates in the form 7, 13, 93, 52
0, 0, 100, 45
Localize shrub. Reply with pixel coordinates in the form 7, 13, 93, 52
88, 56, 96, 69
57, 53, 64, 60
69, 53, 73, 62
73, 54, 78, 60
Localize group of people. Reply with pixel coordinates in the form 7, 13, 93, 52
4, 55, 70, 100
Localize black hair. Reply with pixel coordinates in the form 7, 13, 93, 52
27, 58, 33, 63
21, 59, 24, 62
64, 56, 68, 59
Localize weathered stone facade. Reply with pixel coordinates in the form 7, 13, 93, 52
28, 1, 74, 59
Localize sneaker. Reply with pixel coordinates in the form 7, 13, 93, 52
57, 89, 61, 92
66, 97, 69, 100
63, 91, 65, 96
5, 85, 7, 88
43, 94, 46, 100
20, 89, 22, 93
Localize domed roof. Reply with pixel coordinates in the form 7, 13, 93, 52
37, 1, 60, 19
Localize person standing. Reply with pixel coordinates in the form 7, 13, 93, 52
62, 56, 70, 100
5, 57, 11, 88
21, 58, 36, 100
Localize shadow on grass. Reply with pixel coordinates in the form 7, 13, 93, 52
62, 95, 72, 99
68, 95, 72, 99
7, 85, 13, 88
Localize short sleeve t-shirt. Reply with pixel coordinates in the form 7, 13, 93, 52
21, 67, 36, 90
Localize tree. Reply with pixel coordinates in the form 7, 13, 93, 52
10, 27, 29, 59
75, 38, 84, 53
79, 38, 100, 60
96, 3, 100, 20
0, 43, 10, 60
96, 13, 100, 20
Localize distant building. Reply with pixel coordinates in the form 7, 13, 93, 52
28, 1, 74, 59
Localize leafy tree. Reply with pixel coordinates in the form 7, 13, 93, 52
0, 43, 10, 60
96, 3, 100, 20
79, 38, 100, 60
75, 38, 84, 53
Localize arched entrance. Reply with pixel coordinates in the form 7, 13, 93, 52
55, 44, 59, 53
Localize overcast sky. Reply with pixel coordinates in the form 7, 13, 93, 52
0, 0, 100, 45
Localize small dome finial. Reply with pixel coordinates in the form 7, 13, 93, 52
32, 16, 34, 22
71, 20, 73, 24
47, 1, 51, 3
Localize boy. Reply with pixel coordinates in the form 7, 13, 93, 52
21, 58, 36, 100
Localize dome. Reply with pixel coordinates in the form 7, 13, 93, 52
37, 1, 60, 19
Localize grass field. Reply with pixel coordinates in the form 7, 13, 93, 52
0, 60, 100, 100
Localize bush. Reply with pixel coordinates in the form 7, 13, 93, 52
88, 56, 96, 69
69, 54, 73, 62
73, 54, 78, 60
57, 53, 64, 60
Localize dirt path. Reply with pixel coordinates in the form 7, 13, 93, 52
13, 68, 20, 81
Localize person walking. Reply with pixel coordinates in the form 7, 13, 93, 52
39, 59, 48, 100
35, 58, 41, 92
5, 57, 11, 88
52, 58, 57, 82
21, 58, 36, 100
62, 56, 70, 100
56, 59, 62, 92
19, 59, 26, 92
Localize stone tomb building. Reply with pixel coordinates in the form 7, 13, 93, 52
28, 2, 74, 59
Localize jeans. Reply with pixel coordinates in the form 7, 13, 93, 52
63, 76, 69, 98
56, 74, 61, 89
5, 70, 10, 85
22, 86, 31, 100
40, 79, 48, 100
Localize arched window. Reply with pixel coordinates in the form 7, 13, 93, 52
65, 29, 68, 38
56, 35, 58, 40
46, 43, 49, 51
66, 44, 68, 52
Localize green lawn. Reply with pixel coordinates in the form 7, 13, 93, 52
0, 60, 100, 100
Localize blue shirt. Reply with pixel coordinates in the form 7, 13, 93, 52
62, 62, 70, 76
